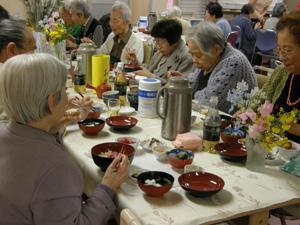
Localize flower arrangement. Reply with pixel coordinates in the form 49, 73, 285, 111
38, 11, 68, 45
23, 0, 63, 31
227, 80, 300, 152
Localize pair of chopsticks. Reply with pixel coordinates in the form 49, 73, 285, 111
76, 91, 97, 112
114, 145, 125, 172
87, 33, 93, 40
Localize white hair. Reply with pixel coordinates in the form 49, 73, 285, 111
68, 0, 91, 18
167, 6, 182, 18
186, 21, 226, 56
0, 53, 67, 124
111, 1, 131, 22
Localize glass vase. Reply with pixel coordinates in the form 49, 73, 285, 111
245, 135, 267, 173
49, 40, 66, 62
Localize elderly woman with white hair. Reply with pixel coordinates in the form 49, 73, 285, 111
83, 1, 143, 64
0, 53, 130, 225
168, 21, 258, 114
167, 5, 191, 35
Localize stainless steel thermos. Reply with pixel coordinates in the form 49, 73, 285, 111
156, 77, 192, 140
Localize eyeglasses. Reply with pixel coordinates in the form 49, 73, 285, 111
154, 40, 167, 47
274, 48, 299, 57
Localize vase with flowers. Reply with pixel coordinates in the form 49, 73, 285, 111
38, 11, 68, 61
227, 81, 300, 172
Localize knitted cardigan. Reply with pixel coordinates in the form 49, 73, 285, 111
188, 44, 258, 114
262, 64, 290, 105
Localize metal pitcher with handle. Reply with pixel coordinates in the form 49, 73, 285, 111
70, 43, 97, 85
156, 76, 192, 140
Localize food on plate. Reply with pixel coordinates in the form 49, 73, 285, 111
64, 108, 81, 117
98, 150, 118, 158
119, 138, 135, 144
153, 148, 167, 153
221, 130, 242, 137
143, 178, 171, 187
142, 138, 163, 149
80, 122, 101, 126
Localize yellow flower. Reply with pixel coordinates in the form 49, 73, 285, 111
282, 124, 290, 131
271, 127, 280, 134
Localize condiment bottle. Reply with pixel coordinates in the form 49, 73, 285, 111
202, 96, 221, 153
74, 55, 86, 93
114, 62, 126, 106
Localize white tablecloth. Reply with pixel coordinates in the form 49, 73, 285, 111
63, 88, 300, 225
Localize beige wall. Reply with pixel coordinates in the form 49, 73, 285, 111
2, 0, 28, 20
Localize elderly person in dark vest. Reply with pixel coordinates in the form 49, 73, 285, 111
0, 53, 130, 224
67, 0, 104, 47
168, 21, 258, 114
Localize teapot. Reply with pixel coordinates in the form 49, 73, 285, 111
156, 77, 192, 140
70, 43, 97, 85
86, 83, 112, 99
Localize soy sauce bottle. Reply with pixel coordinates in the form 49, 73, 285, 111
202, 96, 221, 153
114, 62, 126, 106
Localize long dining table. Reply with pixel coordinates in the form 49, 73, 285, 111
63, 80, 300, 225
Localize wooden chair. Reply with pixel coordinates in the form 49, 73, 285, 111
120, 208, 141, 225
256, 74, 270, 89
143, 44, 153, 65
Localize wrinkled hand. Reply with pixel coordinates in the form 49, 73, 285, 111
254, 22, 262, 29
66, 40, 77, 48
167, 70, 182, 79
75, 96, 93, 111
81, 37, 95, 45
132, 66, 151, 78
125, 50, 137, 65
101, 154, 130, 191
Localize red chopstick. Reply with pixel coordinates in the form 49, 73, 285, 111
87, 33, 93, 39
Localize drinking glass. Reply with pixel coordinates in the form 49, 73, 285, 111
108, 99, 120, 117
64, 99, 88, 122
129, 79, 139, 91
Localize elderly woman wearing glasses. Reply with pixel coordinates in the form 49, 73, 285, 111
0, 53, 130, 224
262, 10, 300, 142
126, 19, 195, 82
168, 21, 257, 114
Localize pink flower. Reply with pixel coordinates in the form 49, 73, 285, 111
48, 17, 55, 28
258, 100, 273, 118
52, 11, 59, 18
239, 113, 248, 124
246, 109, 256, 122
248, 123, 266, 139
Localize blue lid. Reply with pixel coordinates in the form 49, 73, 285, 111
144, 79, 157, 82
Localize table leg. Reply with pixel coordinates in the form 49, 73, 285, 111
248, 211, 269, 225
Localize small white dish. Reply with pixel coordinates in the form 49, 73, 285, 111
119, 107, 135, 115
140, 138, 164, 152
115, 136, 140, 150
265, 155, 286, 166
152, 145, 172, 162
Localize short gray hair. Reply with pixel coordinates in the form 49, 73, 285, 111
111, 1, 131, 22
186, 21, 226, 56
0, 53, 67, 124
273, 3, 287, 18
0, 19, 31, 53
69, 0, 91, 18
167, 6, 182, 18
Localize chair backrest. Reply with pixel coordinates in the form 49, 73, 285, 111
226, 31, 239, 48
120, 208, 141, 225
256, 74, 270, 89
99, 13, 112, 42
254, 29, 277, 52
143, 44, 153, 65
230, 25, 241, 49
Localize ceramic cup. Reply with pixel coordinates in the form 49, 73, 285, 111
184, 164, 200, 173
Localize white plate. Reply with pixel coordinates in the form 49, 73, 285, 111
119, 107, 135, 115
140, 138, 165, 152
129, 168, 149, 183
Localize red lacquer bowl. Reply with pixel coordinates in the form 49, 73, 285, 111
214, 142, 247, 162
105, 116, 138, 131
178, 172, 225, 197
78, 118, 105, 136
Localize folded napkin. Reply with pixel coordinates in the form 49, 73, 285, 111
280, 156, 300, 177
172, 132, 202, 150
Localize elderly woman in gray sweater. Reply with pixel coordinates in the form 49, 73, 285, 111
168, 21, 258, 114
